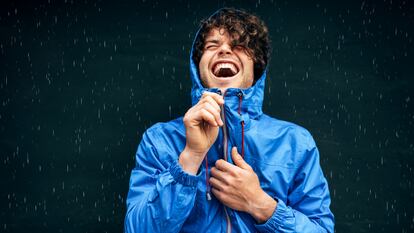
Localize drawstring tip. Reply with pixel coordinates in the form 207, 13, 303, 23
206, 192, 212, 201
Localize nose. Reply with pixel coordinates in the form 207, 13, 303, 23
218, 43, 233, 56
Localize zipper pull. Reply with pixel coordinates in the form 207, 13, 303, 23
237, 91, 243, 115
206, 192, 212, 201
240, 115, 245, 124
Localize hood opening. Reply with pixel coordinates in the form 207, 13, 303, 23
190, 8, 270, 87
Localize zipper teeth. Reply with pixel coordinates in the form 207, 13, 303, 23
221, 106, 228, 161
220, 91, 231, 233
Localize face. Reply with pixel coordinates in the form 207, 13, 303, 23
198, 28, 254, 92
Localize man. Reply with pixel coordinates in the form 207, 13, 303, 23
125, 8, 334, 233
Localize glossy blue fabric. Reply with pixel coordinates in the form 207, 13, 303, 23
125, 19, 335, 233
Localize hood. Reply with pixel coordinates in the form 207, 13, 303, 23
188, 16, 267, 121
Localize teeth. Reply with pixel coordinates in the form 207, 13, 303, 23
213, 62, 238, 76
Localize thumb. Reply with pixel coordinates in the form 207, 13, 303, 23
231, 147, 251, 170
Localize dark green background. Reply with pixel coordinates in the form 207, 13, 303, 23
1, 0, 413, 232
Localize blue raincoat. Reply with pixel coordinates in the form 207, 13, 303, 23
125, 22, 334, 233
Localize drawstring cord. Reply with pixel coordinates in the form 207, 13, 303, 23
205, 157, 211, 200
237, 92, 245, 158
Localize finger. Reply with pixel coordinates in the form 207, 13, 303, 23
231, 147, 252, 170
209, 177, 227, 191
196, 109, 218, 127
200, 95, 221, 112
211, 187, 226, 202
203, 97, 224, 126
215, 159, 239, 174
210, 167, 229, 184
202, 91, 224, 105
198, 101, 223, 126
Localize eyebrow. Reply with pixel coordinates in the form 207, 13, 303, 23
205, 39, 220, 44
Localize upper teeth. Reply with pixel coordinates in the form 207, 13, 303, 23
213, 62, 238, 76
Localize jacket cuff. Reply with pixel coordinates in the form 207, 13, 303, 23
169, 162, 200, 187
254, 199, 294, 232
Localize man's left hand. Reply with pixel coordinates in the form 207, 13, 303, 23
209, 147, 277, 223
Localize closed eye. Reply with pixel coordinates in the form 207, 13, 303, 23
204, 39, 220, 50
205, 44, 218, 50
232, 45, 245, 51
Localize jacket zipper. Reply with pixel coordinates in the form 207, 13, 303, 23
218, 90, 231, 233
220, 101, 228, 161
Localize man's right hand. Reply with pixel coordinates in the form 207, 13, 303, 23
179, 92, 224, 174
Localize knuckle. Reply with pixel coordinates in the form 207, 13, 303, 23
205, 95, 214, 102
229, 169, 238, 176
234, 170, 242, 176
183, 114, 190, 123
226, 175, 235, 183
202, 102, 211, 109
206, 96, 217, 104
197, 99, 205, 106
202, 92, 212, 99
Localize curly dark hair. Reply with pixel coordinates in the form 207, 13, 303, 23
193, 8, 270, 81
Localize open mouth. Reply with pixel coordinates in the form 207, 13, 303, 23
212, 62, 239, 78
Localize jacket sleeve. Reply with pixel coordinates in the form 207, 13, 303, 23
255, 132, 335, 233
124, 126, 200, 233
